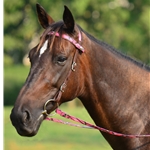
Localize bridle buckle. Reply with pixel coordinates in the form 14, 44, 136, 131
71, 62, 77, 72
60, 83, 67, 92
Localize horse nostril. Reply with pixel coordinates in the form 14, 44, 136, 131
22, 110, 30, 125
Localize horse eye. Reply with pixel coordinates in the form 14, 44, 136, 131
57, 56, 67, 65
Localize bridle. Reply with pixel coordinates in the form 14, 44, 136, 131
42, 29, 84, 116
41, 29, 150, 138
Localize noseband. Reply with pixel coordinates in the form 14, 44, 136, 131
42, 30, 84, 116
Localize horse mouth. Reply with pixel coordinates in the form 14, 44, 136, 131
10, 110, 45, 137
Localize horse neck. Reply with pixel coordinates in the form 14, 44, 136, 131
78, 34, 150, 149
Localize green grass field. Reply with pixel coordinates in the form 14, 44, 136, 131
4, 106, 112, 150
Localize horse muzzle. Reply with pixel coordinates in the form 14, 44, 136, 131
10, 107, 44, 137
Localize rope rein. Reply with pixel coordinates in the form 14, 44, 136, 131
45, 108, 150, 138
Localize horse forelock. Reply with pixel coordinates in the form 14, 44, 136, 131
29, 20, 81, 67
36, 22, 68, 57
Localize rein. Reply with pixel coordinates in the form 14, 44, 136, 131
46, 108, 150, 138
42, 29, 150, 138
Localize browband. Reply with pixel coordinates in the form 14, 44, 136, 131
48, 31, 85, 52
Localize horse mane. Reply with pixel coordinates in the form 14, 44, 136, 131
78, 25, 150, 72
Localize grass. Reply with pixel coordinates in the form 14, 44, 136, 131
4, 106, 112, 150
4, 65, 30, 105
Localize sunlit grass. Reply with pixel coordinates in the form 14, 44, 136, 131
4, 106, 112, 150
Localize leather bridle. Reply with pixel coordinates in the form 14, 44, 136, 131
42, 30, 84, 116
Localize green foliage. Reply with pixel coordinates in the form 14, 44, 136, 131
4, 0, 150, 64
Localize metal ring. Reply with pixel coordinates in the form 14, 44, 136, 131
42, 99, 55, 116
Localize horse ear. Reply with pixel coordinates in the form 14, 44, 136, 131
36, 3, 55, 29
63, 6, 74, 32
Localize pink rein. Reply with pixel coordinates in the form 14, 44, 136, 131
45, 108, 150, 138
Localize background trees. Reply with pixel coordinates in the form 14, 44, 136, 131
4, 0, 150, 65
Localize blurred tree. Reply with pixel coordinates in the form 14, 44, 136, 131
4, 0, 150, 65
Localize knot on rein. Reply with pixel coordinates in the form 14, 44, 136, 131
45, 108, 150, 138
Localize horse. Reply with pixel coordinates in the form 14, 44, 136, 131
10, 3, 150, 150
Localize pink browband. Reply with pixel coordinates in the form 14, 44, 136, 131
48, 31, 85, 52
46, 108, 150, 138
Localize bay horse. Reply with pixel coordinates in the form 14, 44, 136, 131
10, 3, 150, 150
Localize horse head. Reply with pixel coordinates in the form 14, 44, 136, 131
10, 4, 85, 136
